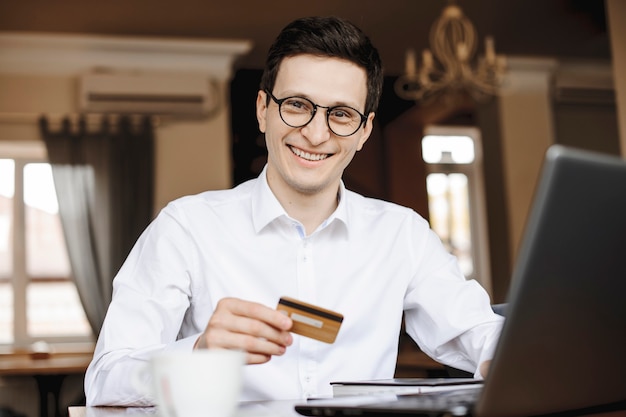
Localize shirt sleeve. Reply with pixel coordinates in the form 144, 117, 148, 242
84, 204, 201, 406
402, 219, 504, 376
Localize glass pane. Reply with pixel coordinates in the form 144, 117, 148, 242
422, 135, 475, 164
0, 282, 13, 343
23, 163, 71, 278
426, 173, 474, 276
0, 159, 14, 279
27, 281, 91, 337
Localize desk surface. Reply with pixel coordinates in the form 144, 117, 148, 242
69, 402, 304, 417
69, 404, 626, 417
0, 351, 93, 375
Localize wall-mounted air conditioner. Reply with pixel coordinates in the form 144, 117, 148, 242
78, 73, 219, 115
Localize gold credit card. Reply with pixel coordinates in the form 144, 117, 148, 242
277, 296, 343, 343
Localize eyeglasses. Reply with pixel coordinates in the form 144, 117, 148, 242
265, 90, 367, 137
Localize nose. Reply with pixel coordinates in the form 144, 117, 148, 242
300, 108, 331, 145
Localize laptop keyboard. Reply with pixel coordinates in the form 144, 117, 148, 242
295, 386, 484, 417
380, 386, 482, 416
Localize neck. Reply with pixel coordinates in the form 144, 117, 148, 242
284, 190, 339, 235
266, 171, 340, 236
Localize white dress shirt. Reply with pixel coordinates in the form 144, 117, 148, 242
85, 167, 503, 406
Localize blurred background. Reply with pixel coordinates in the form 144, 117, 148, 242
0, 1, 624, 416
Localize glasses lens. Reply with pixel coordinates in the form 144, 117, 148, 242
278, 97, 315, 128
327, 106, 364, 136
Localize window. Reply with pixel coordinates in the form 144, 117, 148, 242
0, 142, 91, 347
422, 126, 492, 293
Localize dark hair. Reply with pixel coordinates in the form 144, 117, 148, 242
260, 16, 383, 116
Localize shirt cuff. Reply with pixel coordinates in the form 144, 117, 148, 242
473, 327, 501, 379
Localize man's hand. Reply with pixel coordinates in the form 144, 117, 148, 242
194, 298, 293, 365
479, 360, 491, 378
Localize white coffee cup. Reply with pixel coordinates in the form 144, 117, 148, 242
134, 349, 245, 417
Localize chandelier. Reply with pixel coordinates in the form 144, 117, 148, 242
394, 1, 507, 103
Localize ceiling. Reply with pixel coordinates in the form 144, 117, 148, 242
0, 0, 611, 75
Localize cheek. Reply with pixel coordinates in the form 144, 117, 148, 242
263, 123, 286, 153
338, 142, 362, 167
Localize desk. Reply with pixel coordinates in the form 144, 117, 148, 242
0, 351, 93, 417
69, 404, 626, 417
69, 402, 303, 417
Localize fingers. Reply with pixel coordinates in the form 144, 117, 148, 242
195, 298, 293, 364
221, 297, 292, 332
246, 352, 272, 365
479, 360, 491, 377
202, 322, 288, 357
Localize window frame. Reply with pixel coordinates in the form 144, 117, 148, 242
1, 141, 93, 348
422, 125, 492, 295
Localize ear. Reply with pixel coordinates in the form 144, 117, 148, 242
356, 112, 376, 151
256, 90, 268, 133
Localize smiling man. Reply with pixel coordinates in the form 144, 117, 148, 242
259, 54, 374, 234
85, 16, 503, 405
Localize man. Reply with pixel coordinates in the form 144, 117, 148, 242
85, 16, 503, 405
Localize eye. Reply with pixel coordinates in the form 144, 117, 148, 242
283, 97, 313, 113
329, 107, 359, 123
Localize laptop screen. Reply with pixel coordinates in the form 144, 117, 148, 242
295, 145, 626, 417
477, 145, 626, 416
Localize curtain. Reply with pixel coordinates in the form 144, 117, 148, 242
39, 115, 154, 336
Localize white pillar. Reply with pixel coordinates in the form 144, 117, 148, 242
607, 0, 626, 156
498, 57, 558, 262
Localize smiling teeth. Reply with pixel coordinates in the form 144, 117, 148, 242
290, 146, 329, 161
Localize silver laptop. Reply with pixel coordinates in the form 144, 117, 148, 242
296, 145, 626, 417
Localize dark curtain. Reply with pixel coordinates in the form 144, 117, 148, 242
39, 115, 154, 336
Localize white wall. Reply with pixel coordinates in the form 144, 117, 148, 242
154, 109, 233, 212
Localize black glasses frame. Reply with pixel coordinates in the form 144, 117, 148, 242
265, 90, 367, 137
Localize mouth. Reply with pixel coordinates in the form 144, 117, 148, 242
289, 146, 330, 162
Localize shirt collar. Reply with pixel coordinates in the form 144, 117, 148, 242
251, 165, 349, 234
